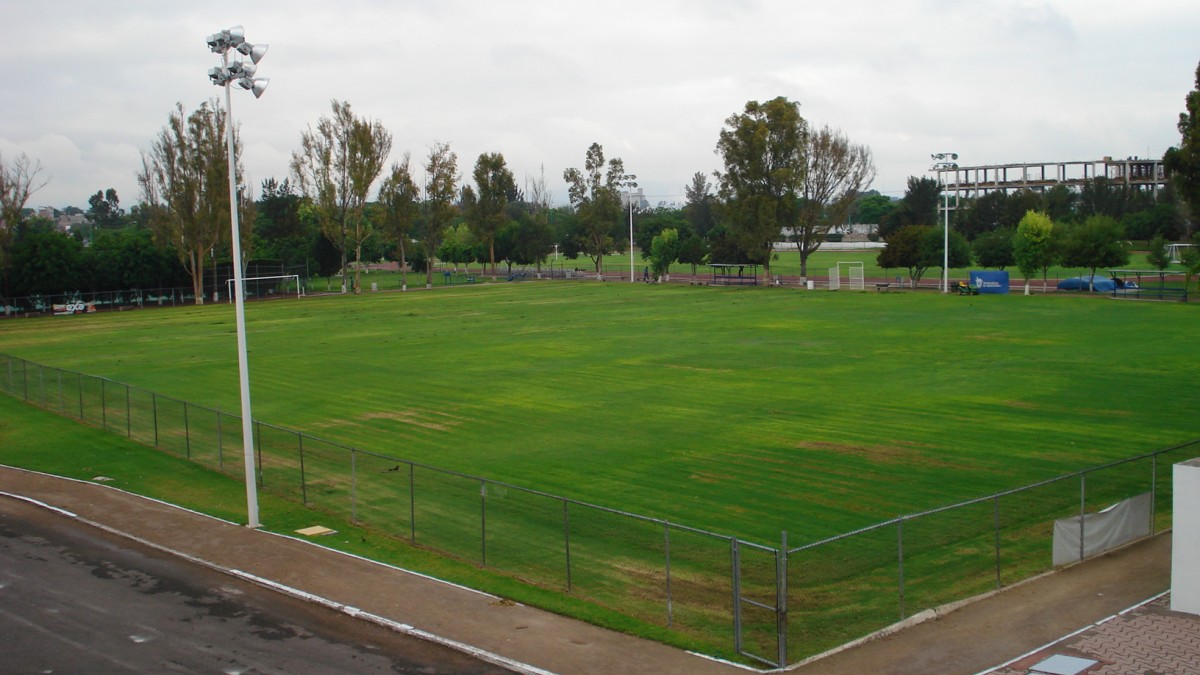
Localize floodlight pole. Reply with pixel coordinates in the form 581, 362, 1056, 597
625, 175, 638, 282
208, 26, 268, 528
931, 153, 958, 294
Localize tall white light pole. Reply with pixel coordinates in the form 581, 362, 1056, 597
931, 153, 958, 294
207, 25, 269, 528
624, 175, 638, 282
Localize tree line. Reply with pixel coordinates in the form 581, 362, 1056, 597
2, 59, 1199, 301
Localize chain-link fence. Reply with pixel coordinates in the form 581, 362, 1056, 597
2, 351, 1196, 668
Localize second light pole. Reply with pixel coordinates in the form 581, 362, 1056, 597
931, 153, 958, 293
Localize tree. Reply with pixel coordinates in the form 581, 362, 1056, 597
0, 152, 50, 296
972, 227, 1015, 270
291, 100, 393, 294
877, 225, 933, 287
1059, 215, 1130, 290
419, 141, 460, 289
464, 152, 515, 278
1146, 234, 1172, 271
1013, 210, 1056, 294
715, 96, 807, 281
137, 101, 236, 304
1180, 232, 1200, 291
793, 124, 875, 277
562, 142, 627, 278
920, 226, 971, 287
378, 155, 421, 291
850, 192, 895, 228
677, 232, 709, 279
8, 224, 84, 296
1165, 61, 1200, 229
878, 177, 940, 239
683, 172, 718, 237
648, 228, 680, 281
438, 222, 476, 271
86, 188, 125, 230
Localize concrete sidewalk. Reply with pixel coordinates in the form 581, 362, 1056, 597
0, 466, 1178, 674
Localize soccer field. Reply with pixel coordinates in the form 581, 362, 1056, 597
1, 281, 1195, 546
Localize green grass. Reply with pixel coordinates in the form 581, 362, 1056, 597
2, 281, 1197, 662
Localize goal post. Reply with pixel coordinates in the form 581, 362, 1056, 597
226, 274, 302, 303
828, 262, 864, 291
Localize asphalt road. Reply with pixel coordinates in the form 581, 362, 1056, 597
0, 497, 512, 674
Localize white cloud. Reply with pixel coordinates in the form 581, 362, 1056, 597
3, 0, 1197, 208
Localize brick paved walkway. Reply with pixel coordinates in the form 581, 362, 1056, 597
987, 594, 1200, 675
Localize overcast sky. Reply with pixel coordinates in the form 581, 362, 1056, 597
3, 1, 1198, 212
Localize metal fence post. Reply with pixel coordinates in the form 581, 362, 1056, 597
480, 479, 488, 567
993, 496, 1002, 590
563, 500, 572, 592
152, 393, 159, 446
216, 409, 223, 469
56, 369, 63, 412
255, 421, 263, 486
125, 384, 131, 438
664, 521, 673, 628
100, 378, 106, 430
77, 372, 84, 419
1151, 453, 1158, 535
351, 448, 358, 523
897, 518, 906, 620
22, 360, 28, 401
777, 530, 789, 667
183, 401, 191, 459
409, 464, 416, 543
731, 537, 742, 654
298, 432, 307, 506
1079, 473, 1086, 562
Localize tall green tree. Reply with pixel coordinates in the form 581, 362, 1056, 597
419, 141, 460, 289
0, 152, 49, 296
1165, 61, 1200, 230
878, 177, 940, 239
793, 124, 875, 277
464, 152, 515, 278
648, 227, 680, 281
1059, 215, 1130, 290
138, 100, 237, 304
562, 143, 627, 278
8, 223, 84, 296
715, 96, 808, 281
1146, 235, 1172, 271
876, 225, 933, 287
921, 226, 972, 287
291, 99, 393, 294
1013, 210, 1056, 294
972, 227, 1015, 270
378, 155, 421, 291
85, 188, 125, 230
683, 171, 718, 237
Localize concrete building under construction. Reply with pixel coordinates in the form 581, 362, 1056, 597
933, 156, 1167, 208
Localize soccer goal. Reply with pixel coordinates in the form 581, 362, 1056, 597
827, 262, 864, 291
225, 274, 302, 302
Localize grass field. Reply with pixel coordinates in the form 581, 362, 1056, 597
3, 280, 1198, 663
1, 281, 1195, 545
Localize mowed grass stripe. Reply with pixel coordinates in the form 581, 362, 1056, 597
1, 282, 1195, 544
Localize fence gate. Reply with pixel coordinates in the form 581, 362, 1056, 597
731, 536, 787, 668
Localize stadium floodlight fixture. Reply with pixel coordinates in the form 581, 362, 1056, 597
930, 153, 959, 293
207, 25, 268, 528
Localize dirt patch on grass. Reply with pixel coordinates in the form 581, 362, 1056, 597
360, 409, 462, 432
793, 440, 954, 468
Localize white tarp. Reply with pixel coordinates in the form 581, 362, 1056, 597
1052, 492, 1152, 566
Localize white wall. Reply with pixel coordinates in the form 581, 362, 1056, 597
1172, 459, 1200, 615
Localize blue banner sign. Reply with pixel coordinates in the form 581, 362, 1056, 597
970, 270, 1009, 294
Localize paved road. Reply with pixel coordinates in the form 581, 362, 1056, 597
0, 497, 512, 674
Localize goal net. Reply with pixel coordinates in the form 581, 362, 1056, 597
225, 274, 302, 302
828, 262, 864, 291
